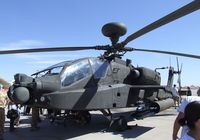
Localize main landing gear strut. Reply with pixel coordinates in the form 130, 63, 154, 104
100, 109, 131, 131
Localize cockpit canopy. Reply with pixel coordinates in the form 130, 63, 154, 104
31, 61, 71, 77
32, 58, 109, 87
61, 58, 109, 86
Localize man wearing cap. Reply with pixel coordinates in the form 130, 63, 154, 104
0, 85, 9, 140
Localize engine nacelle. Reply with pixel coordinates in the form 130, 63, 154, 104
135, 67, 161, 85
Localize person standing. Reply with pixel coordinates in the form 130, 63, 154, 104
172, 84, 180, 108
0, 85, 9, 140
179, 101, 200, 140
197, 87, 200, 96
31, 107, 40, 131
187, 87, 192, 96
172, 96, 200, 140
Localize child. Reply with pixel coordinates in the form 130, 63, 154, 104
7, 102, 20, 132
179, 101, 200, 140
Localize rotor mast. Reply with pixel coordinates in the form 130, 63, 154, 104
101, 22, 130, 59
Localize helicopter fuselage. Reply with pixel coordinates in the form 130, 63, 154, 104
8, 57, 172, 113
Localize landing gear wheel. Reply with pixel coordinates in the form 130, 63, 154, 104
83, 111, 91, 124
76, 111, 91, 125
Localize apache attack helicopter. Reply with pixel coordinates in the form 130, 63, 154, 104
1, 0, 200, 130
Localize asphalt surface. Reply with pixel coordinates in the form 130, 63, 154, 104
3, 107, 178, 140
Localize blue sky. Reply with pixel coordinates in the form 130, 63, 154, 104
0, 0, 199, 86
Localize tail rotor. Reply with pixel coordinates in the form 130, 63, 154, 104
176, 57, 183, 89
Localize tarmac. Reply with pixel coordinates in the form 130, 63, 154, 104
3, 107, 178, 140
4, 90, 199, 140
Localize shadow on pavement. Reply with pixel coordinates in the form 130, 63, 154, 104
3, 113, 155, 140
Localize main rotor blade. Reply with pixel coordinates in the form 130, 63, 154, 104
123, 1, 200, 45
0, 46, 97, 55
133, 48, 200, 59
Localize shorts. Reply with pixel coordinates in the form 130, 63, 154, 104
172, 96, 179, 101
